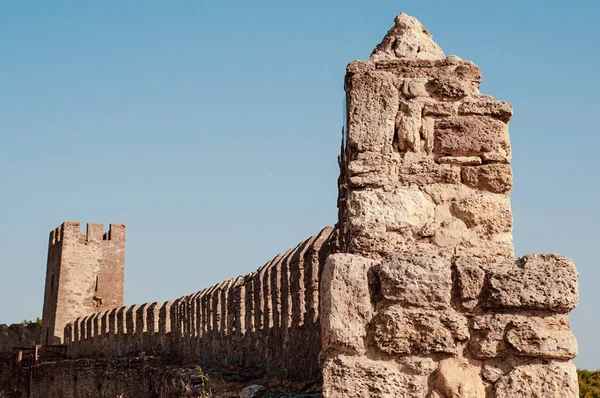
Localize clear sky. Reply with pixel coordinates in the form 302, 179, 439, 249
1, 1, 598, 369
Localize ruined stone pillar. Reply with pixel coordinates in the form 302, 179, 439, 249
322, 13, 579, 398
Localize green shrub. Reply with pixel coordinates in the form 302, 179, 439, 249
579, 369, 600, 398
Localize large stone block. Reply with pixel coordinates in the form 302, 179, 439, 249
483, 253, 578, 312
458, 95, 513, 123
348, 188, 435, 233
368, 305, 468, 355
320, 254, 376, 355
347, 152, 397, 188
506, 315, 577, 359
494, 362, 578, 398
395, 152, 462, 185
322, 354, 429, 398
434, 117, 509, 156
469, 313, 511, 358
469, 313, 577, 360
462, 164, 513, 194
396, 99, 423, 152
346, 71, 399, 153
450, 194, 513, 235
433, 358, 485, 398
454, 256, 486, 310
375, 251, 452, 308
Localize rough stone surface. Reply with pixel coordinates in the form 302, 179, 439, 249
370, 13, 445, 62
438, 156, 482, 165
462, 164, 513, 194
433, 358, 485, 398
458, 95, 513, 123
376, 251, 451, 308
470, 313, 577, 360
505, 315, 577, 359
240, 384, 267, 398
494, 362, 579, 398
368, 305, 468, 355
322, 354, 428, 398
330, 11, 578, 398
484, 253, 578, 312
454, 256, 486, 310
320, 254, 376, 355
347, 188, 435, 233
434, 117, 510, 157
346, 71, 398, 153
450, 195, 513, 235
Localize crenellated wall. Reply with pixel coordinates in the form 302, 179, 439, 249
64, 227, 334, 382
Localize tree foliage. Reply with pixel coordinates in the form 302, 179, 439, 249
579, 369, 600, 398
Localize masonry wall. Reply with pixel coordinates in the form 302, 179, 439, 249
63, 227, 334, 382
42, 221, 125, 344
321, 13, 579, 398
0, 323, 43, 354
0, 323, 44, 395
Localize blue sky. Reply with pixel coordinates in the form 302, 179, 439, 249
1, 1, 598, 368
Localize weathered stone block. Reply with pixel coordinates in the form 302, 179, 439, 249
462, 164, 513, 194
320, 254, 376, 355
422, 101, 455, 116
396, 99, 423, 152
348, 188, 435, 233
484, 253, 578, 312
458, 95, 513, 123
469, 313, 510, 358
450, 194, 513, 235
346, 71, 399, 153
494, 362, 578, 398
368, 305, 468, 355
506, 315, 577, 359
401, 78, 429, 98
322, 354, 429, 398
454, 256, 486, 310
396, 152, 462, 185
438, 155, 482, 165
347, 152, 397, 188
375, 251, 452, 308
426, 75, 476, 98
470, 313, 577, 360
434, 117, 509, 156
433, 358, 485, 398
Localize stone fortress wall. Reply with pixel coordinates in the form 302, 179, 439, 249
0, 323, 43, 354
63, 227, 334, 382
3, 12, 580, 398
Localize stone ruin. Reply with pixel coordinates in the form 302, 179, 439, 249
323, 12, 579, 397
2, 13, 579, 398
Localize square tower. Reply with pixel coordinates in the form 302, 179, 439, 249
41, 221, 125, 344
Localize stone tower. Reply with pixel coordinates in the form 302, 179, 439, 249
41, 221, 125, 344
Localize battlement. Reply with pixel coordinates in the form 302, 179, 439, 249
63, 227, 334, 382
49, 222, 126, 246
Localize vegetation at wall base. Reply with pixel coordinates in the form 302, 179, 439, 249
579, 369, 600, 397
